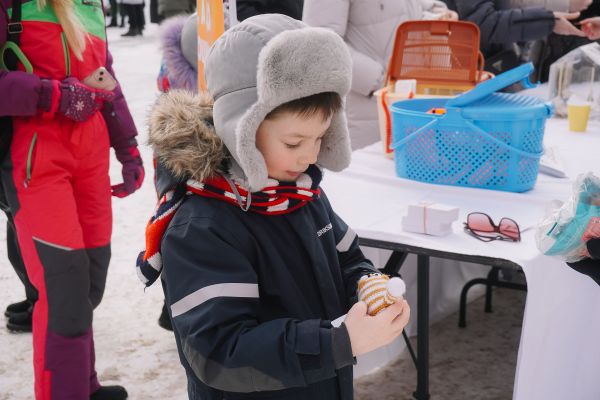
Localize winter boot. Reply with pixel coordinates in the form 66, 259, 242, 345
4, 298, 33, 317
158, 303, 172, 331
90, 385, 128, 400
120, 28, 139, 37
6, 308, 32, 333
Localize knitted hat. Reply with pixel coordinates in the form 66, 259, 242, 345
204, 14, 353, 191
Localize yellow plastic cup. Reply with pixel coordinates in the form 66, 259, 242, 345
567, 103, 592, 132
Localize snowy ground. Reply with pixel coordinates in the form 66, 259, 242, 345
0, 23, 190, 400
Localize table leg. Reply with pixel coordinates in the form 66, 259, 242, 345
381, 250, 408, 276
413, 254, 430, 400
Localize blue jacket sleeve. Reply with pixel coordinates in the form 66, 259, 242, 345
161, 215, 353, 393
454, 0, 555, 47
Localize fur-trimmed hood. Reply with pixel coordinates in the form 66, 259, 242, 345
149, 90, 225, 194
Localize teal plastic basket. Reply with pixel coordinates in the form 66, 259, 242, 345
390, 63, 554, 192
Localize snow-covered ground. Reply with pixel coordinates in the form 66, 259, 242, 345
0, 24, 190, 400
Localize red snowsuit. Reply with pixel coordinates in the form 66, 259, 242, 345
0, 0, 139, 398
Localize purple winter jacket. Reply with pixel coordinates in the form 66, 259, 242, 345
0, 0, 138, 151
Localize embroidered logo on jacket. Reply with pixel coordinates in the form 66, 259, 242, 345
317, 223, 333, 237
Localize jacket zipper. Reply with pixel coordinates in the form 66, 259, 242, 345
25, 133, 38, 188
61, 32, 71, 76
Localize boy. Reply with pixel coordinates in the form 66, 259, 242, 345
139, 14, 410, 400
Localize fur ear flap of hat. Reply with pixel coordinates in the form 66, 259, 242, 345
206, 14, 352, 192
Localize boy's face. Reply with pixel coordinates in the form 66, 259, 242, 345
256, 111, 332, 182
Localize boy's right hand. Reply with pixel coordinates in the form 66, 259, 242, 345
344, 299, 410, 357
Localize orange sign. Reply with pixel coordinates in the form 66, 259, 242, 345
197, 0, 225, 91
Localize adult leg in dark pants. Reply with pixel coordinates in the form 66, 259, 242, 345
135, 4, 145, 34
121, 4, 144, 36
4, 214, 38, 332
107, 0, 118, 27
121, 4, 137, 36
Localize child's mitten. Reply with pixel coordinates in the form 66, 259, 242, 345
357, 274, 406, 316
58, 77, 115, 122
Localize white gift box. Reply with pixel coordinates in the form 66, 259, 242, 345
402, 202, 459, 236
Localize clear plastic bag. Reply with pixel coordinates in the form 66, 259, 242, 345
547, 43, 600, 120
535, 173, 600, 262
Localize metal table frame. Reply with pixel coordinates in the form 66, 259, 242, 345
359, 237, 522, 400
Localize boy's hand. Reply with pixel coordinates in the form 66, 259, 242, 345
344, 299, 410, 357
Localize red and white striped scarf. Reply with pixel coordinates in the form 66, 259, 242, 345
136, 165, 322, 286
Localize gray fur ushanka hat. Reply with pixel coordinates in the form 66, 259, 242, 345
204, 14, 353, 191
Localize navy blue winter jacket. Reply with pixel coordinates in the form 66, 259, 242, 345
160, 189, 377, 400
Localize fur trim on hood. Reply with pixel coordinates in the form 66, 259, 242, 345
148, 90, 225, 182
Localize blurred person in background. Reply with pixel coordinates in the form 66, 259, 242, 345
1, 204, 36, 332
524, 0, 600, 81
121, 0, 145, 36
106, 0, 125, 27
303, 0, 457, 150
158, 0, 195, 20
0, 0, 144, 397
445, 0, 591, 77
236, 0, 304, 21
581, 12, 600, 39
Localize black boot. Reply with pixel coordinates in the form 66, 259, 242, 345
6, 307, 32, 333
106, 19, 118, 27
158, 303, 172, 331
120, 28, 139, 37
4, 298, 33, 317
90, 385, 128, 400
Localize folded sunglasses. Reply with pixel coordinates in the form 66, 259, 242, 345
464, 212, 521, 242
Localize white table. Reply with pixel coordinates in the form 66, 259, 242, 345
321, 118, 600, 400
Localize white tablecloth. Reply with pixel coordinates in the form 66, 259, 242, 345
321, 118, 600, 400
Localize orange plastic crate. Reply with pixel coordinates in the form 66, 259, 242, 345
377, 20, 494, 156
386, 20, 486, 94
